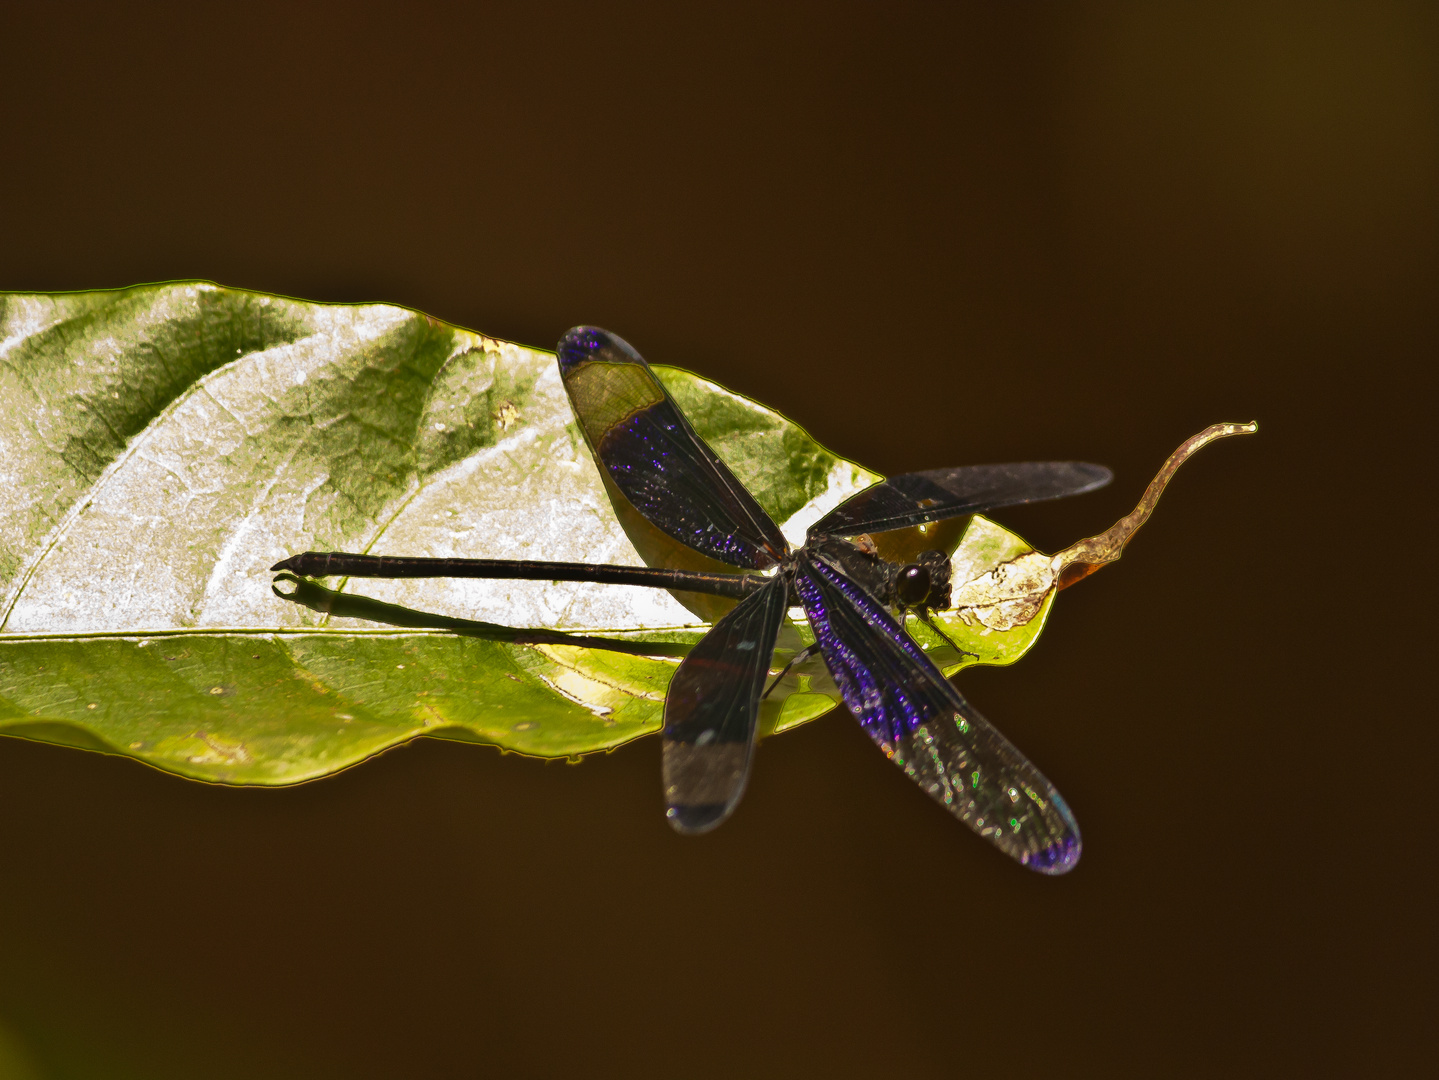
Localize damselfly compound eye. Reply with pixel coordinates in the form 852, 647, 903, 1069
895, 563, 931, 606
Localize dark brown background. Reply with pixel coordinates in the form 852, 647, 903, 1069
1, 3, 1433, 1077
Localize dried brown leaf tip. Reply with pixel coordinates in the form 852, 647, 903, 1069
946, 422, 1257, 633
1053, 421, 1258, 589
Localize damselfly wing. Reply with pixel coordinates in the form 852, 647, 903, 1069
556, 327, 1106, 872
794, 540, 1079, 872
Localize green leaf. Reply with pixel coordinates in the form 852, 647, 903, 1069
0, 282, 1064, 784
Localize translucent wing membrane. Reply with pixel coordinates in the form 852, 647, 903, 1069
558, 327, 789, 570
793, 550, 1081, 873
809, 461, 1112, 538
661, 574, 788, 833
557, 328, 1084, 861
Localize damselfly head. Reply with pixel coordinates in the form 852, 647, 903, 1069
895, 549, 952, 610
894, 563, 932, 607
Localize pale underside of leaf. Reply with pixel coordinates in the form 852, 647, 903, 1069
0, 283, 1060, 784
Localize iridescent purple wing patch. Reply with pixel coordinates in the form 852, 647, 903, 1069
557, 327, 789, 570
793, 550, 1081, 874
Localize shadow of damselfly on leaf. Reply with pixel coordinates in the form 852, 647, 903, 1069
273, 327, 1256, 874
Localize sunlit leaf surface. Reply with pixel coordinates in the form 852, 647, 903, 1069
0, 283, 1062, 783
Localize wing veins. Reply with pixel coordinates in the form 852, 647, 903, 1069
661, 574, 787, 832
809, 462, 1112, 538
795, 552, 1080, 872
561, 327, 787, 569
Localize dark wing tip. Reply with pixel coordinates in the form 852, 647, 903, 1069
661, 737, 754, 837
666, 802, 733, 835
1022, 833, 1083, 875
556, 326, 644, 372
1021, 791, 1082, 875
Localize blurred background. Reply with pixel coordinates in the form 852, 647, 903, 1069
1, 2, 1433, 1076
